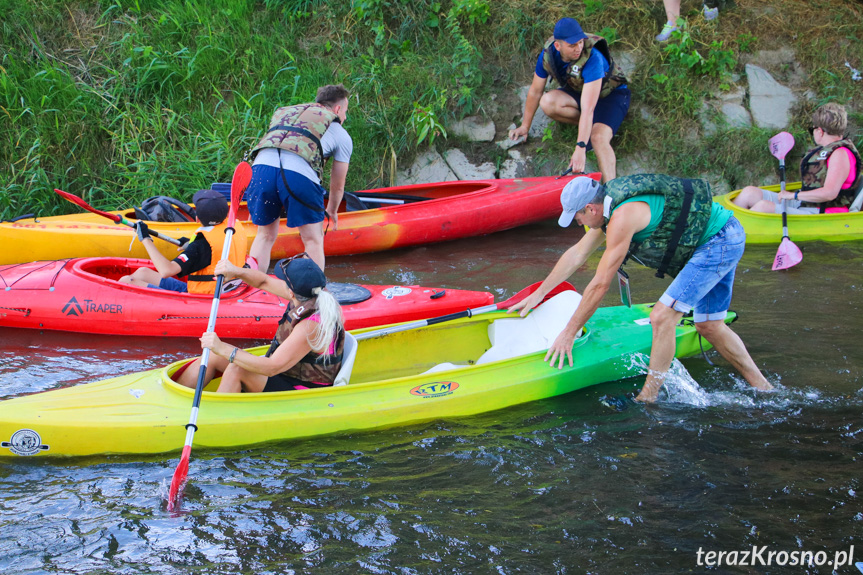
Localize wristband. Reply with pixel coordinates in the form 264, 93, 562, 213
229, 347, 238, 363
794, 191, 799, 200
576, 141, 587, 149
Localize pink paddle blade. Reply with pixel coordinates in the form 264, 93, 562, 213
772, 237, 803, 270
167, 445, 191, 511
768, 132, 795, 160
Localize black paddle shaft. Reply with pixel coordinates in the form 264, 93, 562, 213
779, 160, 789, 235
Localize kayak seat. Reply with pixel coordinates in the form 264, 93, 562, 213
849, 184, 863, 212
476, 291, 583, 365
418, 291, 583, 374
333, 333, 358, 386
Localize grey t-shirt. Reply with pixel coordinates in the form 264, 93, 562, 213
253, 122, 352, 184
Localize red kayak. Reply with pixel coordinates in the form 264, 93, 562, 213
0, 258, 494, 338
0, 175, 594, 265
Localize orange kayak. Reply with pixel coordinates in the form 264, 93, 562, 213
0, 176, 591, 265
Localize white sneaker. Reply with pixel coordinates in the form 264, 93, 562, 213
655, 21, 678, 42
703, 4, 718, 20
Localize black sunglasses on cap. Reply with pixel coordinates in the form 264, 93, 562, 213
276, 252, 309, 291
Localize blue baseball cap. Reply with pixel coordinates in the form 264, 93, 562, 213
554, 18, 587, 45
275, 255, 327, 298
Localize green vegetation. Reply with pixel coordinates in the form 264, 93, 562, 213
1, 0, 861, 219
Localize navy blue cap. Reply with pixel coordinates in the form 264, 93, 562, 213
275, 256, 327, 298
554, 18, 587, 45
192, 189, 228, 226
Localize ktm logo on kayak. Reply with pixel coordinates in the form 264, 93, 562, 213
410, 381, 460, 398
62, 296, 83, 316
61, 296, 123, 316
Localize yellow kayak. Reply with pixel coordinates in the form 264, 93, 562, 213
0, 292, 731, 459
714, 183, 863, 243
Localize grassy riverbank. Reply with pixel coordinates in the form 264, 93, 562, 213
1, 0, 861, 220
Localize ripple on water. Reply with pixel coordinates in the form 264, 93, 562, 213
1, 236, 861, 573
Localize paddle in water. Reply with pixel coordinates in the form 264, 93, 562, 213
54, 189, 186, 247
355, 281, 576, 341
768, 132, 803, 270
167, 161, 252, 511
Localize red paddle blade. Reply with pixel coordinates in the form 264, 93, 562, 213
227, 161, 252, 227
498, 281, 577, 310
167, 445, 191, 511
772, 237, 803, 270
54, 189, 122, 223
768, 132, 795, 160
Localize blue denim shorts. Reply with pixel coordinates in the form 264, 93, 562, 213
658, 217, 745, 322
246, 164, 325, 228
147, 277, 188, 293
558, 86, 631, 150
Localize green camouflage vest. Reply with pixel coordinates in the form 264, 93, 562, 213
251, 103, 340, 179
266, 305, 344, 384
605, 174, 713, 278
541, 34, 627, 99
799, 138, 862, 211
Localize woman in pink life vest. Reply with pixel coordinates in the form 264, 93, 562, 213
176, 254, 345, 393
733, 103, 861, 214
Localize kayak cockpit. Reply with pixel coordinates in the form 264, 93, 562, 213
69, 257, 255, 299
160, 291, 585, 395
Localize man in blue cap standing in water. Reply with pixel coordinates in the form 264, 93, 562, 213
509, 175, 773, 402
509, 17, 630, 183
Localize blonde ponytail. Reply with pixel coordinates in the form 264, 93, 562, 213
302, 287, 343, 357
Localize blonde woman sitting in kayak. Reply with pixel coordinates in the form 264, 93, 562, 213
733, 103, 861, 214
176, 254, 345, 393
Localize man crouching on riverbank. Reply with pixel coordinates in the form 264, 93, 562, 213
508, 175, 773, 402
508, 18, 630, 183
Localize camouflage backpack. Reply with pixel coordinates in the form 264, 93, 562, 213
250, 103, 340, 179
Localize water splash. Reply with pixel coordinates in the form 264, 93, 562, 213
622, 352, 863, 411
624, 353, 712, 407
658, 360, 714, 407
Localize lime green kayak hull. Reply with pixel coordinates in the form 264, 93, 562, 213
0, 304, 729, 458
715, 183, 863, 243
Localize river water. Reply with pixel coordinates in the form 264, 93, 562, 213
1, 220, 861, 574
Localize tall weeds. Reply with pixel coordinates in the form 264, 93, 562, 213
1, 0, 861, 219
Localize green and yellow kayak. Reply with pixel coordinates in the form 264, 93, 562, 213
714, 183, 863, 243
0, 293, 730, 458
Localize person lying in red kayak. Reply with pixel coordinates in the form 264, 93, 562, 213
118, 189, 248, 294
176, 254, 345, 393
733, 103, 862, 214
